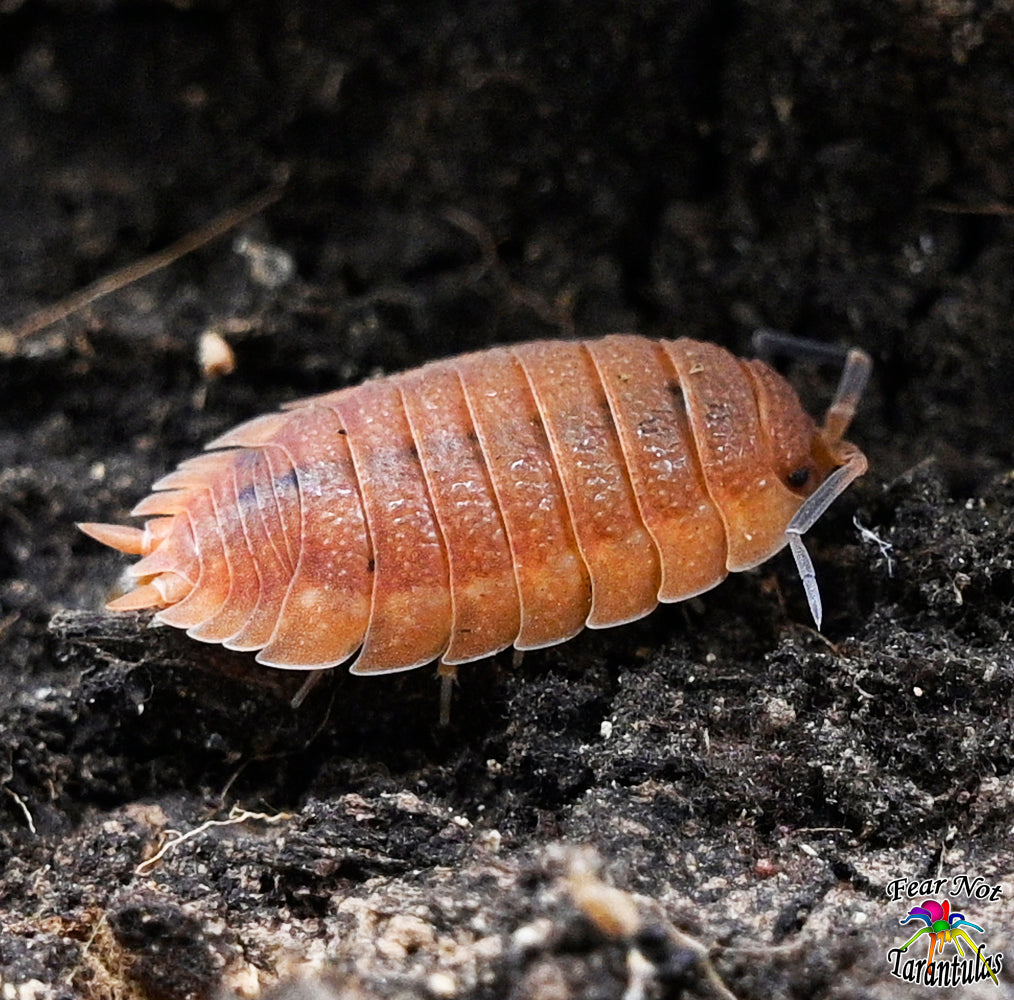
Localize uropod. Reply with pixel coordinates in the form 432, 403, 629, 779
80, 333, 870, 682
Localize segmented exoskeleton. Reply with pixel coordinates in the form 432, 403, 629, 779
80, 334, 870, 674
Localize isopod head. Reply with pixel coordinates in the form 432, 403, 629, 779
749, 344, 871, 627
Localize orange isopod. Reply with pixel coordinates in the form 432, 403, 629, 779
80, 334, 870, 676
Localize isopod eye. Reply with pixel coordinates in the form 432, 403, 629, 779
786, 465, 812, 490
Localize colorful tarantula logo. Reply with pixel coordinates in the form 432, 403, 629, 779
899, 898, 998, 985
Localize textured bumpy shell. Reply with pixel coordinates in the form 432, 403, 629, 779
81, 335, 854, 674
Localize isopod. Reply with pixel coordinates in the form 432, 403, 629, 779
80, 334, 870, 677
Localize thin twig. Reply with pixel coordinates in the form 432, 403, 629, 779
3, 184, 284, 346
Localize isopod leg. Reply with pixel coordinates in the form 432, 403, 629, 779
290, 669, 325, 709
437, 662, 457, 728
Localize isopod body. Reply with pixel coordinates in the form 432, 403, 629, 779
80, 335, 870, 675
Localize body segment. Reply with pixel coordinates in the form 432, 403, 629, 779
80, 335, 870, 672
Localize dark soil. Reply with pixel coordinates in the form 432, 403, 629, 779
2, 2, 1013, 998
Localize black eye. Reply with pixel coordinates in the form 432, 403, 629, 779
786, 466, 811, 489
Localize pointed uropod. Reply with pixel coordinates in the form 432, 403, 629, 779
80, 334, 870, 676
